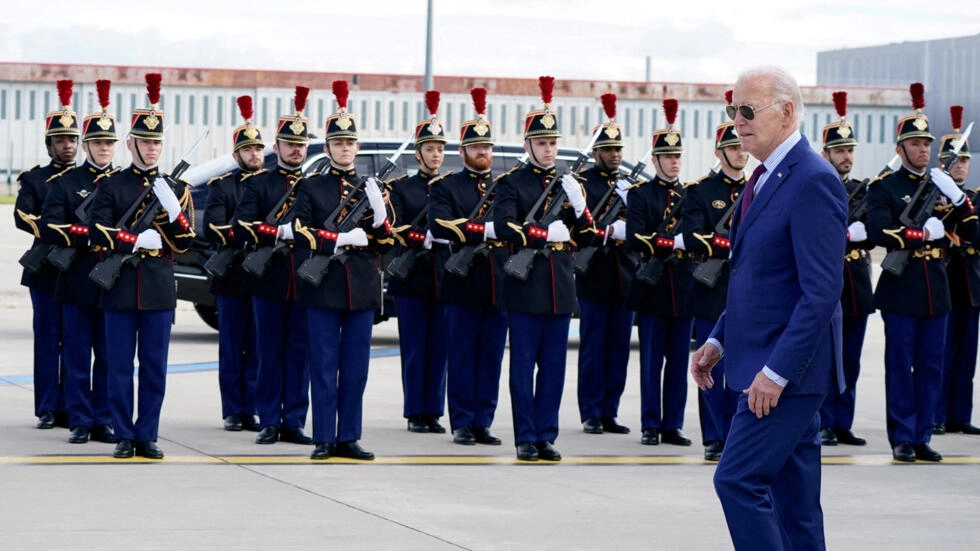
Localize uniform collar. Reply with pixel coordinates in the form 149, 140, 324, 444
464, 167, 491, 180
129, 164, 159, 178
653, 175, 678, 188
277, 165, 303, 178
85, 160, 112, 174
328, 165, 358, 179
529, 163, 557, 178
50, 160, 69, 171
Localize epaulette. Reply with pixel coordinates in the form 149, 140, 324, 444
624, 178, 647, 190
303, 170, 321, 179
428, 171, 452, 187
46, 164, 76, 182
240, 168, 269, 181
16, 165, 41, 182
386, 173, 409, 186
93, 167, 121, 184
206, 171, 234, 186
866, 175, 885, 187
682, 180, 698, 190
694, 173, 711, 184
493, 166, 519, 183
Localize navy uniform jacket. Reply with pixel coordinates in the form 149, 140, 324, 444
428, 168, 507, 308
678, 170, 744, 321
39, 162, 114, 307
231, 167, 302, 303
15, 161, 73, 292
88, 165, 195, 311
867, 166, 978, 316
947, 187, 980, 310
574, 166, 636, 303
291, 166, 394, 311
841, 176, 875, 317
204, 169, 263, 298
625, 175, 694, 317
493, 163, 597, 315
387, 172, 439, 301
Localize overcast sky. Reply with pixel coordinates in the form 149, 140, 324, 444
2, 0, 977, 86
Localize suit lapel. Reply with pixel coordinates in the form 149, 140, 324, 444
732, 137, 809, 251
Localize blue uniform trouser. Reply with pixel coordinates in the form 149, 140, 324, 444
508, 312, 570, 445
819, 314, 867, 430
217, 294, 258, 419
307, 308, 373, 444
695, 317, 737, 444
882, 312, 947, 446
104, 309, 172, 442
30, 287, 64, 417
445, 304, 507, 431
937, 307, 979, 425
714, 392, 827, 551
637, 313, 693, 432
577, 298, 633, 421
395, 296, 448, 419
252, 297, 309, 431
62, 303, 110, 430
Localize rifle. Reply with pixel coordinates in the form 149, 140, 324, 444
881, 123, 973, 277
239, 179, 300, 278
634, 191, 686, 286
295, 135, 412, 286
691, 197, 738, 289
18, 242, 55, 274
571, 148, 650, 275
847, 155, 900, 225
386, 204, 429, 281
503, 128, 606, 281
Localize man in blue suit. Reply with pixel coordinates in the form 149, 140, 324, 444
691, 66, 847, 551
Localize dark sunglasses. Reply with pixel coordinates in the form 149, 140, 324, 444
726, 101, 781, 121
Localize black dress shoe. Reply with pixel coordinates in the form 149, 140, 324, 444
933, 422, 946, 435
453, 427, 476, 445
582, 417, 604, 434
425, 416, 447, 434
660, 429, 692, 446
407, 416, 430, 433
820, 427, 838, 446
335, 441, 374, 460
68, 426, 90, 444
516, 442, 539, 461
473, 427, 501, 445
113, 439, 135, 458
536, 441, 562, 461
241, 414, 262, 432
833, 428, 867, 446
255, 426, 279, 444
892, 442, 916, 462
310, 443, 335, 460
223, 415, 244, 431
641, 429, 660, 445
136, 441, 164, 459
946, 422, 980, 435
91, 424, 116, 443
280, 427, 314, 445
601, 417, 631, 434
913, 443, 943, 462
36, 412, 55, 429
704, 440, 724, 461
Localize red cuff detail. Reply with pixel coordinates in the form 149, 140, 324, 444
528, 226, 548, 239
713, 235, 730, 248
228, 228, 235, 240
258, 223, 278, 236
905, 228, 924, 240
383, 220, 392, 235
583, 207, 593, 224
317, 229, 339, 241
597, 227, 606, 239
176, 212, 190, 230
118, 230, 137, 244
465, 222, 485, 234
407, 230, 426, 242
69, 224, 89, 235
656, 236, 674, 248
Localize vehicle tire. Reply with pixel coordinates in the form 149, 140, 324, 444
194, 303, 219, 330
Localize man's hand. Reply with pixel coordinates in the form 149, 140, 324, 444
930, 167, 965, 205
691, 342, 721, 391
744, 371, 785, 418
152, 177, 182, 223
560, 174, 587, 217
364, 177, 387, 227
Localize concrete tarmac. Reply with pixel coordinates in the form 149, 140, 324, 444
2, 204, 980, 550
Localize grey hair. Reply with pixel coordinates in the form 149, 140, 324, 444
736, 66, 805, 124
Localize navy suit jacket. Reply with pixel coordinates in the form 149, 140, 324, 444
709, 136, 846, 395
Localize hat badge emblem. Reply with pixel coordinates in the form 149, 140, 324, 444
97, 116, 113, 131
289, 119, 305, 135
913, 118, 928, 131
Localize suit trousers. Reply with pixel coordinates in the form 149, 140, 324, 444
882, 312, 946, 445
937, 306, 979, 425
694, 317, 737, 444
637, 313, 693, 432
217, 294, 259, 418
62, 303, 110, 430
395, 296, 448, 418
819, 314, 867, 430
252, 297, 310, 430
30, 287, 64, 417
445, 304, 507, 431
713, 392, 827, 551
577, 298, 633, 421
508, 311, 570, 445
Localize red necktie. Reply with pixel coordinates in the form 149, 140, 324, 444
740, 164, 768, 219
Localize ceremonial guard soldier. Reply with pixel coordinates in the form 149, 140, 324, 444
494, 76, 596, 461
574, 93, 634, 436
88, 74, 196, 459
388, 90, 449, 435
627, 99, 694, 447
428, 88, 507, 447
15, 79, 77, 429
867, 83, 978, 462
677, 92, 746, 460
40, 80, 117, 444
292, 80, 393, 460
818, 91, 871, 447
935, 106, 980, 435
232, 86, 313, 446
203, 96, 264, 432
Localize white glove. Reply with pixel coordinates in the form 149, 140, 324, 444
335, 227, 368, 248
673, 233, 686, 251
134, 228, 162, 250
923, 216, 945, 241
484, 221, 497, 240
604, 219, 626, 244
847, 221, 867, 242
561, 174, 587, 217
546, 220, 570, 243
423, 230, 433, 250
277, 223, 294, 241
364, 177, 387, 227
930, 167, 965, 205
615, 178, 631, 191
152, 177, 182, 223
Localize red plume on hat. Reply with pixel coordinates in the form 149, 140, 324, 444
471, 87, 487, 118
331, 80, 348, 112
601, 93, 616, 121
425, 90, 440, 117
950, 105, 964, 132
832, 91, 848, 121
145, 73, 162, 107
663, 98, 678, 128
724, 89, 733, 105
910, 82, 925, 112
237, 96, 254, 123
294, 85, 310, 115
56, 80, 73, 110
96, 80, 111, 112
538, 76, 555, 109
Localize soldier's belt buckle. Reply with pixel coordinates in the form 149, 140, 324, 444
968, 246, 977, 256
845, 249, 860, 261
89, 245, 103, 252
674, 250, 685, 259
548, 242, 567, 251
